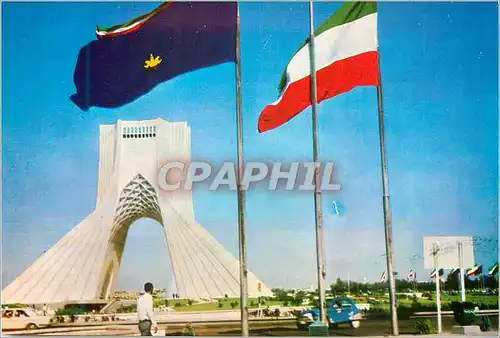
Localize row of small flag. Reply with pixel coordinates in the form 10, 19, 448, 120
378, 262, 498, 282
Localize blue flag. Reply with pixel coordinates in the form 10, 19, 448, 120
71, 2, 237, 110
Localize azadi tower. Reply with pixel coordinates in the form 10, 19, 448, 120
2, 118, 271, 304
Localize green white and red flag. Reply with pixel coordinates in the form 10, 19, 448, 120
466, 265, 482, 277
488, 263, 498, 276
430, 268, 444, 279
380, 271, 386, 282
258, 2, 379, 133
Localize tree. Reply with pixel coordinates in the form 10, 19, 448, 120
330, 278, 347, 294
465, 275, 477, 290
293, 291, 306, 306
446, 272, 460, 291
271, 288, 290, 301
395, 279, 413, 292
183, 324, 196, 336
485, 275, 498, 290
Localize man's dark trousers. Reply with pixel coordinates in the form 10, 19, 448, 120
139, 320, 152, 336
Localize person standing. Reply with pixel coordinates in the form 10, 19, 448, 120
137, 282, 158, 336
42, 304, 47, 316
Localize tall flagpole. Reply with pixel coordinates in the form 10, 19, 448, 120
458, 240, 466, 301
235, 3, 249, 336
308, 0, 327, 324
432, 244, 442, 334
376, 42, 399, 334
348, 271, 351, 295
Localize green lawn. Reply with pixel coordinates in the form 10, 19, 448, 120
368, 294, 498, 313
174, 302, 223, 312
398, 298, 434, 306
154, 298, 184, 307
172, 298, 288, 312
157, 294, 498, 313
438, 294, 498, 306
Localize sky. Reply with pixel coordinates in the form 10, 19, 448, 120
2, 2, 498, 292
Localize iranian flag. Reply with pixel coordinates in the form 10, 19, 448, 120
430, 268, 444, 279
407, 269, 415, 281
488, 262, 498, 276
466, 265, 482, 277
258, 2, 379, 133
380, 271, 386, 282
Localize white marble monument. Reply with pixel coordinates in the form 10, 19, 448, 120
2, 118, 271, 304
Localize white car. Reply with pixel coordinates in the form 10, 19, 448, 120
1, 308, 51, 331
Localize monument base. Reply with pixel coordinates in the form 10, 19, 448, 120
452, 325, 482, 335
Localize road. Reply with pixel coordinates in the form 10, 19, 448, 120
117, 310, 242, 323
5, 316, 498, 336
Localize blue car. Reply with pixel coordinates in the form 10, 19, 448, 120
297, 297, 362, 329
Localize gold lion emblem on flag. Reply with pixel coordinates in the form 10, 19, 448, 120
144, 53, 162, 71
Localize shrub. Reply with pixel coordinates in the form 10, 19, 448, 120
451, 301, 476, 325
365, 307, 389, 319
183, 323, 196, 336
397, 305, 414, 320
415, 319, 432, 335
442, 303, 452, 311
421, 292, 432, 299
187, 299, 193, 306
54, 316, 65, 324
53, 305, 85, 324
175, 302, 182, 308
478, 302, 498, 310
55, 306, 85, 317
283, 301, 289, 307
217, 302, 223, 308
119, 305, 137, 313
230, 301, 238, 309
